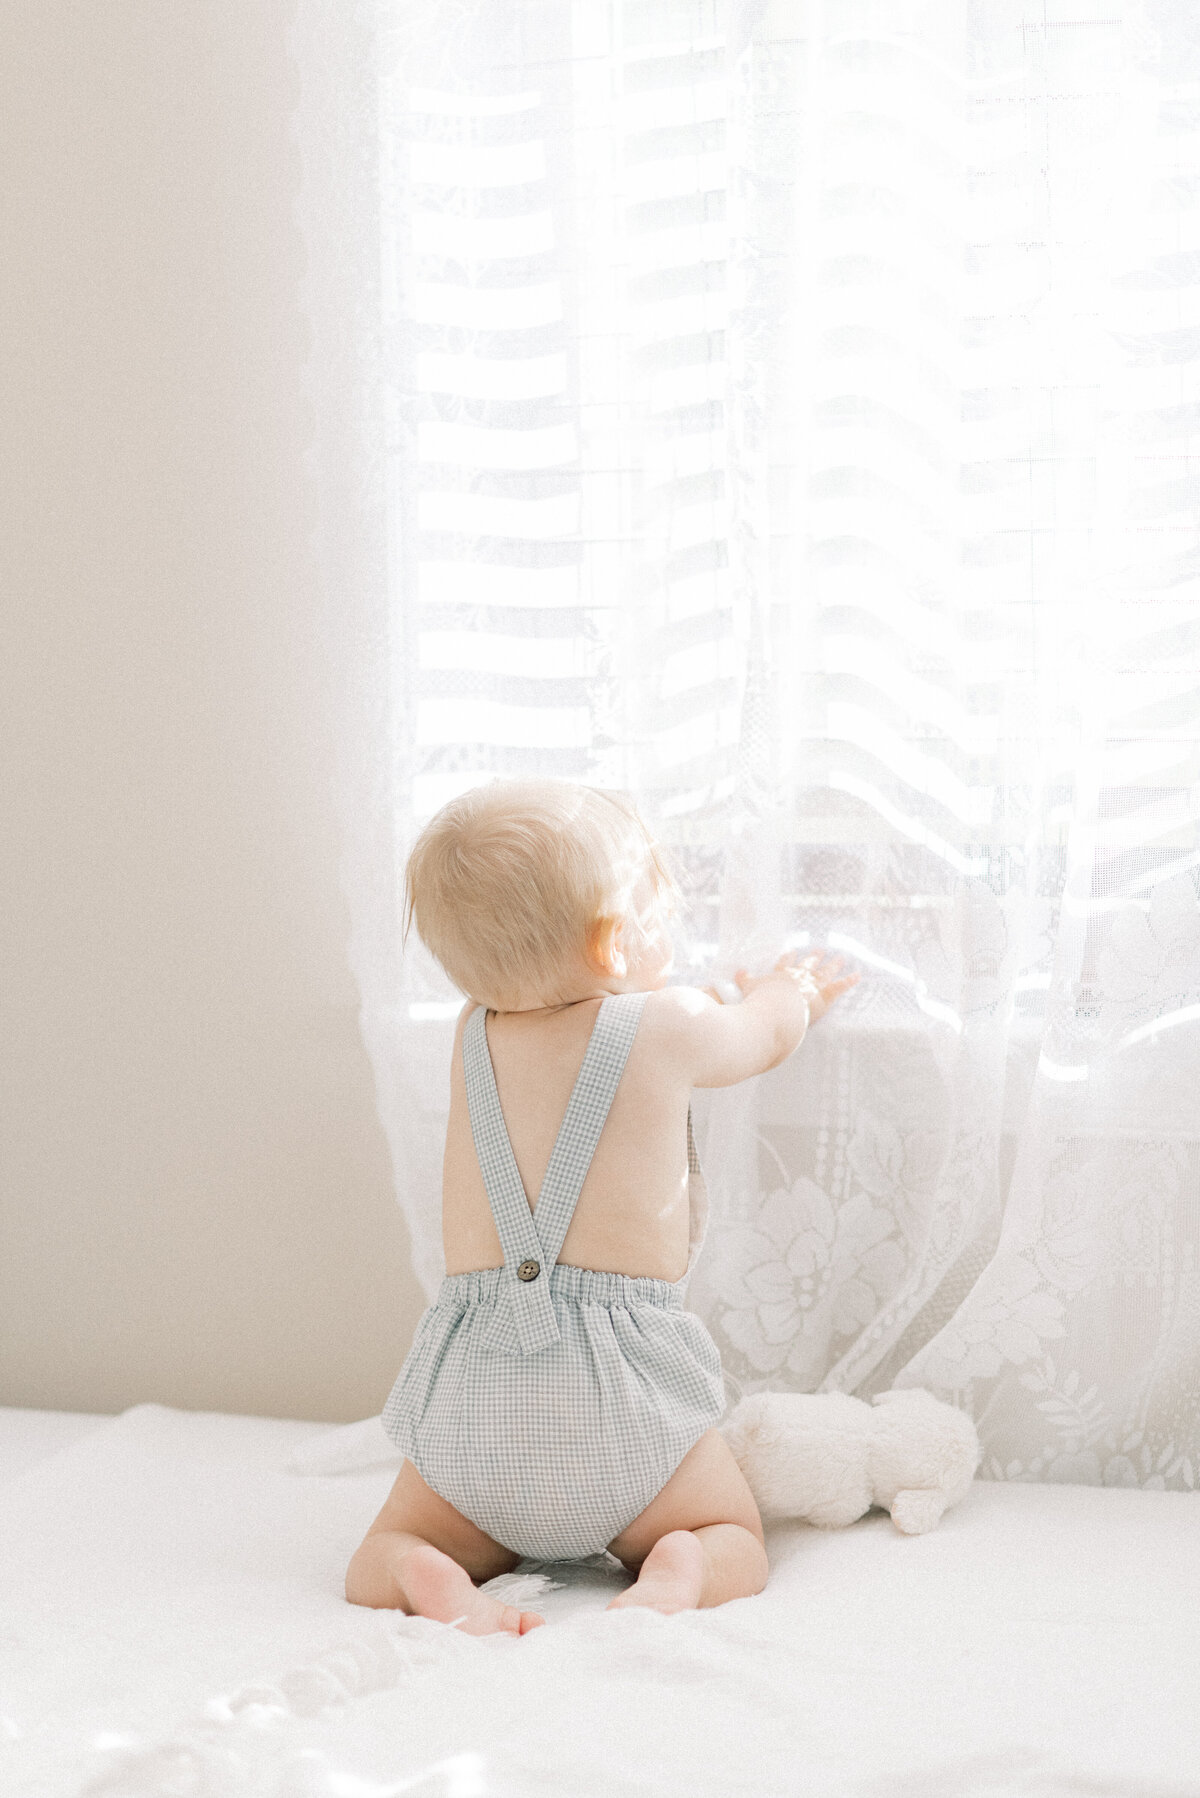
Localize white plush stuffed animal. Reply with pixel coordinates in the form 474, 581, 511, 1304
721, 1386, 981, 1535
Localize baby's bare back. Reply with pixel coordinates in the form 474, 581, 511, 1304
442, 994, 694, 1281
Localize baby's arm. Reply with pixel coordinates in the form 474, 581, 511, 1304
656, 952, 857, 1087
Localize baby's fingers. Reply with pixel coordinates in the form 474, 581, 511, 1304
821, 973, 859, 1000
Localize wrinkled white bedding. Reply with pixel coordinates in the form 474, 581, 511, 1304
1, 1404, 1197, 1797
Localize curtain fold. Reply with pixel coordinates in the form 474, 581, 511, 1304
296, 0, 1200, 1486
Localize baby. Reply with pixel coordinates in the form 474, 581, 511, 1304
346, 780, 855, 1633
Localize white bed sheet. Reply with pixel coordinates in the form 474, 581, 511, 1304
0, 1403, 1197, 1797
0, 1407, 110, 1488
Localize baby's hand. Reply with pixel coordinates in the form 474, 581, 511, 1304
729, 951, 858, 1025
687, 950, 858, 1085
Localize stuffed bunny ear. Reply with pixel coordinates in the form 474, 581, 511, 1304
889, 1488, 948, 1534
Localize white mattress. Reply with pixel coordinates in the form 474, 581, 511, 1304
1, 1403, 1197, 1798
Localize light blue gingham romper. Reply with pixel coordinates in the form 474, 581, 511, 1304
381, 991, 725, 1561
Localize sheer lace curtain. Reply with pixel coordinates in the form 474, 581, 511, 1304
295, 0, 1200, 1487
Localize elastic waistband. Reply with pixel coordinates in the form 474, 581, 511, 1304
437, 1262, 685, 1312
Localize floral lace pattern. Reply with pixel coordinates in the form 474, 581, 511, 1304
688, 915, 1200, 1490
710, 1180, 907, 1389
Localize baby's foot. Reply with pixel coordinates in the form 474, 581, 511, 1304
400, 1544, 544, 1636
607, 1530, 704, 1616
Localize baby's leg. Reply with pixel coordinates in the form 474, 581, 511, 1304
346, 1460, 544, 1635
606, 1429, 768, 1614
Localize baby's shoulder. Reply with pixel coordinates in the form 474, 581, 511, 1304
638, 984, 715, 1060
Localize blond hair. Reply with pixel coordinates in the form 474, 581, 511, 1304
405, 780, 677, 1009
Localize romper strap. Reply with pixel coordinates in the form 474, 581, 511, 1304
462, 1005, 558, 1353
531, 991, 649, 1271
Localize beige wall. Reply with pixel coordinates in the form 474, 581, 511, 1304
0, 3, 425, 1420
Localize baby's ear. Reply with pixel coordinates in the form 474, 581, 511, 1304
586, 914, 626, 978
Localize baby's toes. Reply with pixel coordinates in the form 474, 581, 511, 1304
518, 1611, 546, 1633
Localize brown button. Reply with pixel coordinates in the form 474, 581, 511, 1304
517, 1259, 541, 1282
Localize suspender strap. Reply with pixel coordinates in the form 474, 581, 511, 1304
462, 1005, 559, 1353
531, 992, 649, 1270
462, 1005, 546, 1273
461, 993, 649, 1355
